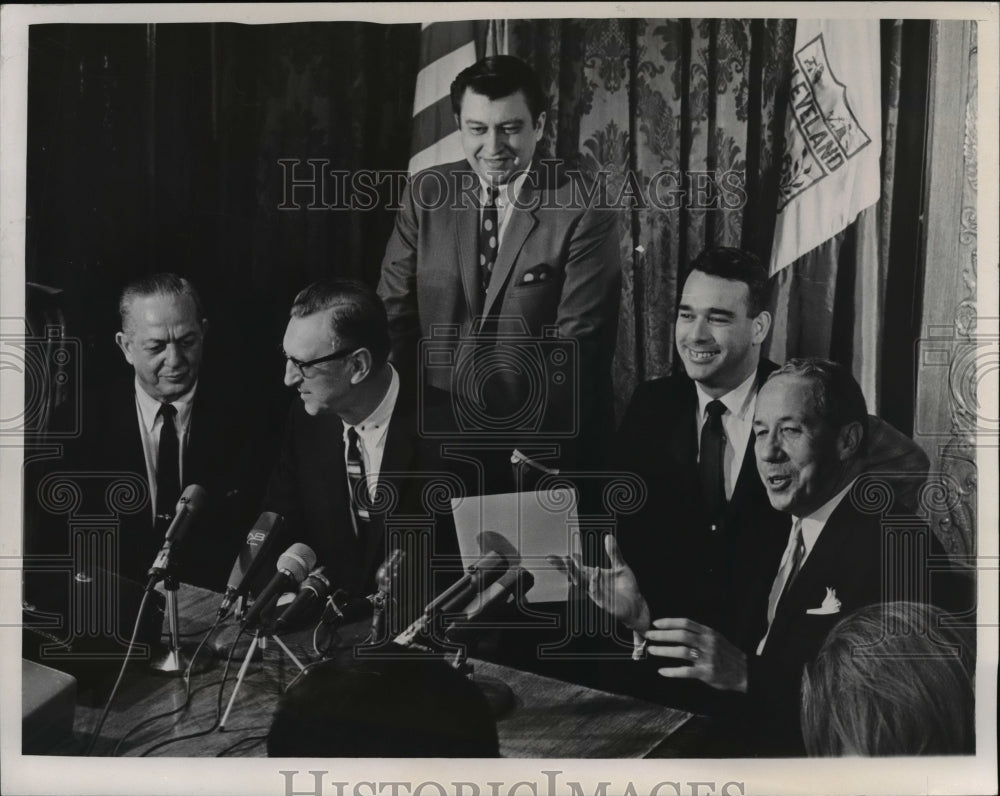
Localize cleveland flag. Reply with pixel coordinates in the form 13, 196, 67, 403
409, 20, 507, 174
770, 19, 882, 274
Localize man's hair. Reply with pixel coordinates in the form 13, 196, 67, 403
800, 601, 975, 756
769, 357, 869, 455
266, 648, 500, 757
687, 246, 770, 317
450, 55, 547, 122
118, 273, 205, 333
290, 279, 390, 367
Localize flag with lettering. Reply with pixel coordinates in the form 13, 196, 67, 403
770, 19, 881, 274
408, 21, 507, 174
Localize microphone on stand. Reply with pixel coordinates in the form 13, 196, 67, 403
368, 549, 404, 643
217, 512, 284, 619
146, 485, 208, 589
444, 567, 535, 641
394, 532, 518, 649
274, 566, 331, 633
242, 543, 316, 630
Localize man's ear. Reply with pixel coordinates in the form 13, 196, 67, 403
534, 110, 547, 140
349, 348, 373, 385
751, 310, 772, 345
836, 421, 864, 461
200, 318, 209, 339
114, 331, 133, 365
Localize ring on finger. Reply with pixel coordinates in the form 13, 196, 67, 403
689, 647, 701, 661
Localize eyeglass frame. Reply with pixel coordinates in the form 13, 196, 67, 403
281, 345, 358, 378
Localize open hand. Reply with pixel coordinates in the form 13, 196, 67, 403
644, 617, 748, 692
548, 534, 650, 631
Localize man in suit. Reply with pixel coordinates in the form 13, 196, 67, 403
556, 247, 934, 714
571, 359, 963, 755
30, 274, 259, 590
23, 274, 262, 684
262, 279, 460, 626
378, 55, 621, 472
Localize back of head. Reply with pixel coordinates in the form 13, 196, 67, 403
687, 246, 770, 317
450, 55, 546, 121
290, 278, 390, 368
267, 647, 499, 757
800, 601, 975, 756
770, 357, 870, 455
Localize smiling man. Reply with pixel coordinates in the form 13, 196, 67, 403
378, 55, 621, 472
569, 358, 964, 755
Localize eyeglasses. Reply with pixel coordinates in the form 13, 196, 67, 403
281, 345, 356, 378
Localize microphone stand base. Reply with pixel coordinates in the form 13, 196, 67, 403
149, 643, 216, 677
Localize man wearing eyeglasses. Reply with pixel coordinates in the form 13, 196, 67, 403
261, 279, 461, 624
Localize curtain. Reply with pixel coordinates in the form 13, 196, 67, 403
510, 19, 918, 423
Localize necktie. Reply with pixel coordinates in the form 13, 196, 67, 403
155, 403, 181, 529
479, 186, 498, 292
699, 399, 727, 526
346, 427, 371, 533
766, 519, 806, 625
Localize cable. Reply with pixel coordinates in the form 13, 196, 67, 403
214, 732, 269, 757
112, 614, 223, 756
137, 625, 246, 756
84, 588, 154, 756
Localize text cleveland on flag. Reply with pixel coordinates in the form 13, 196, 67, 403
409, 20, 507, 174
770, 19, 882, 275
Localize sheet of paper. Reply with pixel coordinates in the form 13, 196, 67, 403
450, 489, 578, 603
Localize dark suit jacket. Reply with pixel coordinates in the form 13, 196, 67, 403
748, 490, 966, 756
24, 373, 265, 615
260, 385, 462, 626
378, 159, 622, 470
614, 360, 789, 648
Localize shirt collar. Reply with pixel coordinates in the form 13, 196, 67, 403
134, 377, 197, 433
479, 163, 532, 208
794, 478, 857, 556
342, 365, 399, 444
694, 367, 758, 422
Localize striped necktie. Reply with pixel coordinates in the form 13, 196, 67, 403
346, 427, 371, 533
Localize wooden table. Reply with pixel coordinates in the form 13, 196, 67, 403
52, 585, 692, 758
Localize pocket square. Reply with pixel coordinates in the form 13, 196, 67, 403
517, 263, 555, 286
806, 587, 842, 615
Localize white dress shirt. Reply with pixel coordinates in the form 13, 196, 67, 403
341, 366, 400, 499
133, 379, 196, 519
694, 368, 758, 501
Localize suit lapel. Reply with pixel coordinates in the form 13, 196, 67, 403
454, 185, 484, 319
768, 499, 852, 642
483, 184, 538, 317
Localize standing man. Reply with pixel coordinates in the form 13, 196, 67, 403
378, 55, 621, 472
263, 279, 459, 617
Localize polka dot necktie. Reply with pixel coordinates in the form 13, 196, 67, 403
479, 186, 498, 292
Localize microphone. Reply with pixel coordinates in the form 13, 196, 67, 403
217, 512, 284, 619
146, 485, 208, 585
242, 543, 316, 630
394, 534, 516, 648
445, 567, 535, 641
368, 549, 404, 643
321, 589, 375, 626
273, 566, 331, 633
